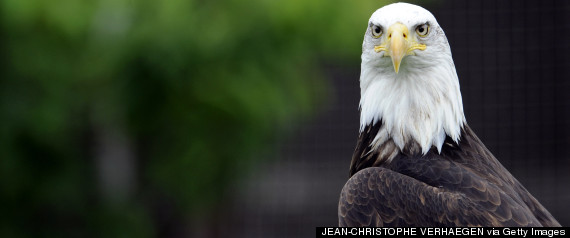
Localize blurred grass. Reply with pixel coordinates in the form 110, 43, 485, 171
0, 0, 391, 236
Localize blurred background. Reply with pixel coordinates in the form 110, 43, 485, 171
0, 0, 568, 237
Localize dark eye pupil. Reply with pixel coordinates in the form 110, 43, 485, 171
419, 27, 424, 32
375, 27, 381, 34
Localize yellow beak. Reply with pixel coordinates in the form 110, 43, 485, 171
374, 23, 426, 74
388, 23, 409, 73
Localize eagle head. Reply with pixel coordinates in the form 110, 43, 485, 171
359, 3, 466, 154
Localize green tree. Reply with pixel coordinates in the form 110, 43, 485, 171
0, 0, 390, 236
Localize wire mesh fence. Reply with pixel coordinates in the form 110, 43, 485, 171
218, 0, 570, 237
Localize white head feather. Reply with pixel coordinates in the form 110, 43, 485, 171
359, 3, 465, 154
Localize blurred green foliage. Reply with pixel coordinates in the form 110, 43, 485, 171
0, 0, 390, 236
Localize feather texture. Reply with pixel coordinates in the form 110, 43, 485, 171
340, 125, 560, 227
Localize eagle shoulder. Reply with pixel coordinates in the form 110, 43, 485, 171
339, 125, 561, 227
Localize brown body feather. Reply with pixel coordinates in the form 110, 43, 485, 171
339, 123, 560, 227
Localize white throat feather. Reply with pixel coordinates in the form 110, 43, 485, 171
359, 56, 465, 154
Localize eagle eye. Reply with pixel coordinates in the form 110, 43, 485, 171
371, 25, 382, 38
416, 23, 429, 37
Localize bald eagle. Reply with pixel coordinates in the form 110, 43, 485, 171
338, 3, 560, 227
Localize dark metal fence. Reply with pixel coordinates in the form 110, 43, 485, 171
218, 1, 570, 237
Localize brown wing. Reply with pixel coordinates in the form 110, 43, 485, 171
339, 125, 561, 227
339, 166, 542, 227
451, 125, 561, 227
349, 122, 382, 176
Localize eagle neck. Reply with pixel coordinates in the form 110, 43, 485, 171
359, 56, 466, 154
